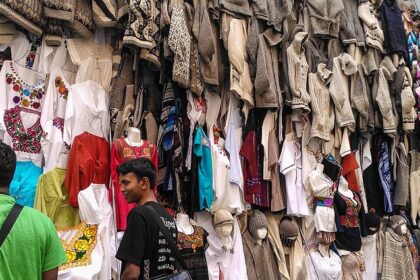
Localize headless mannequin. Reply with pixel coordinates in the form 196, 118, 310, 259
176, 213, 195, 235
125, 127, 143, 147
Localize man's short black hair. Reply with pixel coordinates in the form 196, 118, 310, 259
117, 157, 156, 189
0, 142, 16, 188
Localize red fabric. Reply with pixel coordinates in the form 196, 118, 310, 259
110, 138, 158, 231
65, 132, 110, 207
239, 130, 270, 207
342, 153, 360, 193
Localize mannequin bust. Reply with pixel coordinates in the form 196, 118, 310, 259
176, 212, 194, 235
213, 209, 235, 253
338, 176, 356, 204
248, 210, 269, 246
125, 127, 143, 147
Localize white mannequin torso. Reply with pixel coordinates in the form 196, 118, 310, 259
338, 176, 357, 205
176, 213, 194, 235
125, 127, 143, 147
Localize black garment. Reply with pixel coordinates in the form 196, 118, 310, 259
334, 192, 367, 252
117, 201, 178, 280
381, 0, 409, 59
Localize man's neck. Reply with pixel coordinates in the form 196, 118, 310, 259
138, 191, 157, 206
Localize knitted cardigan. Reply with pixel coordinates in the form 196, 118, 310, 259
329, 53, 357, 131
307, 0, 344, 39
358, 0, 385, 53
380, 0, 409, 59
287, 31, 311, 112
308, 63, 334, 141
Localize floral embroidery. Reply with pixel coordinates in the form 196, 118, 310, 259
7, 62, 45, 110
55, 76, 69, 99
59, 222, 98, 270
339, 192, 362, 228
53, 117, 65, 134
177, 226, 205, 252
4, 106, 43, 154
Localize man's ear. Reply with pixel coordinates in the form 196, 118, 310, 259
140, 177, 149, 190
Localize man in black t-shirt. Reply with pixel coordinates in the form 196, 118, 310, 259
116, 157, 177, 280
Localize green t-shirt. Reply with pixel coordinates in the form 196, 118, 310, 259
0, 194, 67, 279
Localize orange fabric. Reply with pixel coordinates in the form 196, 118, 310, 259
64, 132, 110, 207
342, 153, 360, 193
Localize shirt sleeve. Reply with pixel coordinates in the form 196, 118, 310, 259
65, 138, 81, 207
193, 130, 203, 158
42, 218, 67, 271
116, 210, 148, 266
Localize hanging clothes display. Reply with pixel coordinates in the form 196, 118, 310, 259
0, 0, 419, 278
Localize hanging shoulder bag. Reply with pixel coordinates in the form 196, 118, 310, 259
145, 205, 192, 280
0, 203, 23, 247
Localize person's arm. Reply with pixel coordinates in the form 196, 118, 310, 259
121, 263, 141, 280
42, 268, 58, 280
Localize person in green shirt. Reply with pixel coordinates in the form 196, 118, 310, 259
0, 142, 67, 280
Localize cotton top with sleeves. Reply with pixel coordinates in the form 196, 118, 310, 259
0, 60, 46, 167
63, 80, 110, 146
78, 183, 116, 280
279, 132, 310, 217
334, 191, 367, 252
110, 138, 158, 231
0, 194, 67, 280
206, 92, 245, 214
306, 249, 342, 280
34, 167, 80, 229
65, 132, 110, 207
306, 0, 344, 39
193, 126, 214, 210
40, 68, 75, 172
177, 225, 209, 280
66, 38, 113, 92
116, 201, 178, 280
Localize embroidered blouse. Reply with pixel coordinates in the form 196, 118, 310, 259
0, 60, 46, 167
110, 138, 158, 231
41, 68, 75, 172
177, 225, 209, 280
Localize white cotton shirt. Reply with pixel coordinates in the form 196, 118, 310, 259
362, 234, 377, 280
76, 183, 117, 280
63, 80, 110, 146
206, 93, 245, 214
40, 68, 76, 172
307, 250, 343, 280
194, 211, 248, 280
279, 132, 310, 217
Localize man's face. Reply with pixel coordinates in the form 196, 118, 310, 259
118, 172, 144, 203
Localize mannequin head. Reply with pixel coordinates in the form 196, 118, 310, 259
390, 215, 408, 236
279, 216, 299, 247
213, 210, 234, 252
248, 210, 269, 241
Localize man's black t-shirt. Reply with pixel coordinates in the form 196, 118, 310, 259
116, 201, 178, 280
